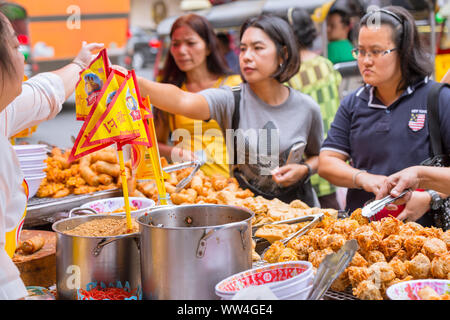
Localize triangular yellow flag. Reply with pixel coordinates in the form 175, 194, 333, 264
84, 71, 152, 148
75, 48, 110, 121
69, 71, 127, 162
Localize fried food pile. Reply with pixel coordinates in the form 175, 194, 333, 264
36, 147, 131, 198
261, 209, 450, 300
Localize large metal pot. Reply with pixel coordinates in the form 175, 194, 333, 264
52, 215, 141, 300
137, 204, 254, 300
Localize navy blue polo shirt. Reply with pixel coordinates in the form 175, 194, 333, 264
322, 78, 450, 212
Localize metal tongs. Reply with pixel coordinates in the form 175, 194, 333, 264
163, 159, 203, 193
260, 213, 324, 260
361, 188, 411, 220
307, 239, 359, 300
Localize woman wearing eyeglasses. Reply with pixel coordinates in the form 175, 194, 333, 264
318, 6, 450, 226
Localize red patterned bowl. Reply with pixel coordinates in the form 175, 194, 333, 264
386, 279, 450, 300
215, 261, 313, 297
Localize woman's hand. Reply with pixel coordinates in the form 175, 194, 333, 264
170, 146, 198, 163
396, 190, 431, 222
271, 164, 308, 188
355, 171, 388, 195
73, 41, 105, 69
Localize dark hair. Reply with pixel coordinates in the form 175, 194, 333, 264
240, 14, 300, 83
216, 32, 230, 46
161, 13, 231, 87
286, 8, 317, 49
359, 6, 433, 91
329, 8, 351, 27
0, 12, 15, 82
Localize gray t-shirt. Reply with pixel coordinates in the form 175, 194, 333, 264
199, 83, 323, 194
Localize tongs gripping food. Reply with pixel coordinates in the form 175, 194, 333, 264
361, 189, 411, 219
163, 160, 203, 193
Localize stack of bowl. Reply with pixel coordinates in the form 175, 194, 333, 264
215, 261, 314, 300
14, 144, 47, 198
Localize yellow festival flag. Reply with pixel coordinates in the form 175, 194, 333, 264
75, 48, 110, 121
68, 71, 128, 162
83, 71, 152, 148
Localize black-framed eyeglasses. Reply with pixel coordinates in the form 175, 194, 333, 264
351, 48, 397, 60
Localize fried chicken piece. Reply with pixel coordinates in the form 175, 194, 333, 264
354, 229, 382, 252
73, 185, 98, 194
364, 250, 387, 264
36, 181, 65, 198
235, 189, 254, 199
369, 221, 383, 235
368, 262, 396, 284
347, 266, 371, 288
263, 241, 285, 264
405, 253, 431, 279
327, 219, 360, 238
306, 228, 328, 250
388, 257, 408, 279
379, 217, 402, 238
353, 280, 383, 300
318, 233, 346, 252
308, 248, 333, 268
349, 208, 369, 225
349, 251, 369, 268
278, 248, 298, 262
65, 175, 86, 188
441, 230, 450, 250
421, 237, 448, 261
211, 174, 228, 191
380, 235, 403, 260
404, 235, 427, 259
286, 235, 313, 261
394, 249, 408, 262
431, 253, 450, 279
52, 187, 70, 198
416, 226, 444, 239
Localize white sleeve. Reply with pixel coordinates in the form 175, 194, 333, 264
2, 72, 65, 138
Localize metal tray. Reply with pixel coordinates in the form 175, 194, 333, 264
25, 188, 122, 227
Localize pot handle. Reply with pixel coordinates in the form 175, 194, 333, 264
92, 233, 141, 257
196, 221, 249, 258
69, 207, 98, 218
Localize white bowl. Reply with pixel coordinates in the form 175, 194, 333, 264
18, 155, 47, 167
25, 174, 46, 198
270, 272, 314, 298
215, 261, 313, 297
20, 166, 46, 176
278, 284, 313, 300
80, 197, 156, 218
386, 279, 450, 300
14, 144, 47, 156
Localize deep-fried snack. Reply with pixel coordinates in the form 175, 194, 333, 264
318, 233, 346, 252
327, 219, 360, 238
353, 280, 383, 300
286, 235, 312, 261
365, 250, 387, 264
405, 253, 431, 279
380, 235, 403, 260
308, 248, 333, 268
307, 228, 328, 251
349, 208, 369, 226
379, 217, 402, 238
289, 199, 309, 209
368, 262, 396, 283
430, 253, 450, 279
347, 266, 371, 288
19, 235, 45, 254
416, 226, 444, 239
263, 241, 285, 264
404, 235, 427, 259
330, 270, 350, 292
92, 160, 120, 178
441, 230, 450, 250
90, 148, 118, 164
388, 257, 408, 279
354, 228, 382, 253
349, 252, 369, 268
421, 237, 447, 260
97, 173, 113, 186
255, 224, 299, 243
277, 248, 298, 262
52, 187, 70, 198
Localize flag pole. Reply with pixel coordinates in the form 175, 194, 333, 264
117, 144, 133, 232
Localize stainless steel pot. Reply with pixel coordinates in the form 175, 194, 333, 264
52, 215, 141, 300
137, 204, 254, 300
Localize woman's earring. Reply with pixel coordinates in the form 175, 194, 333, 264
279, 63, 283, 68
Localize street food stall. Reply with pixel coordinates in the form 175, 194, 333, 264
5, 0, 450, 302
